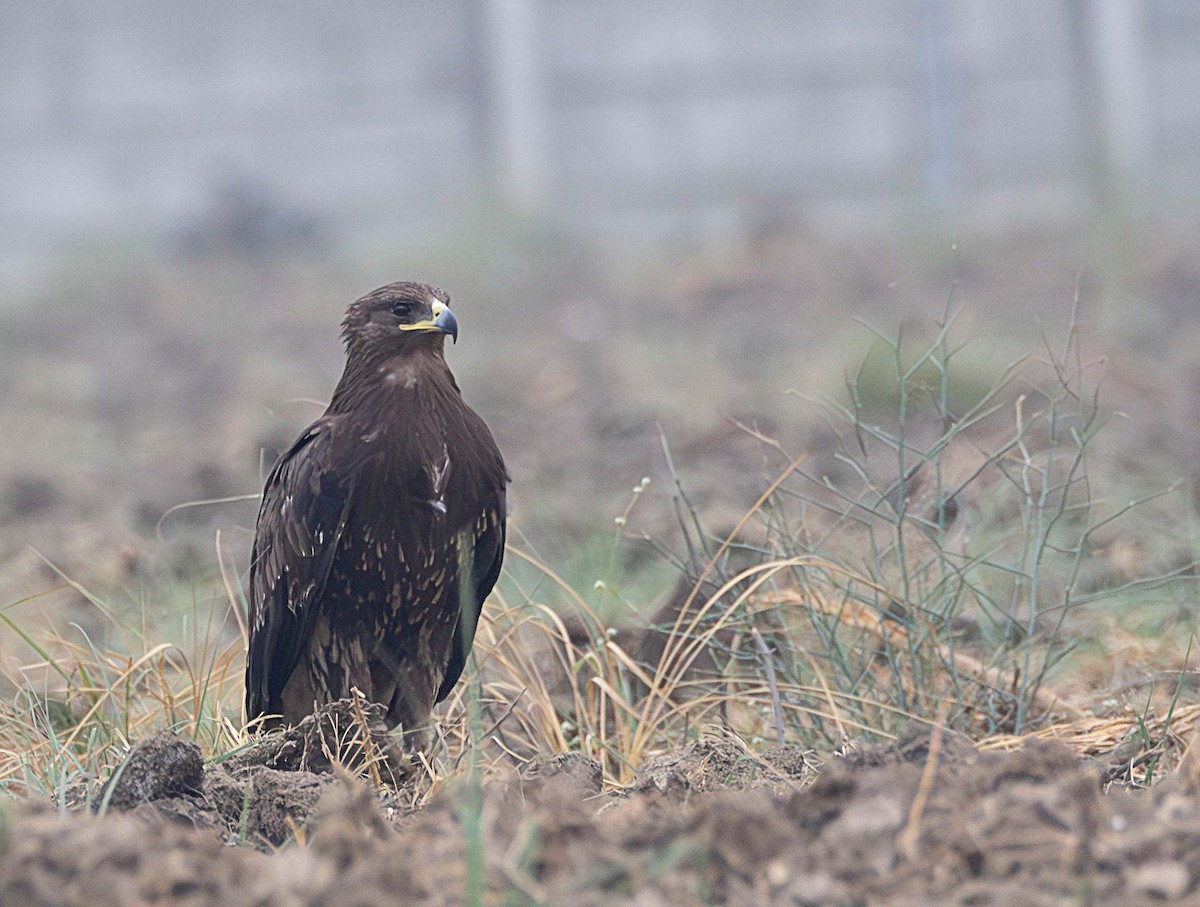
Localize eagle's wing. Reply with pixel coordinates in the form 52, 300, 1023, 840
245, 419, 356, 723
436, 495, 506, 703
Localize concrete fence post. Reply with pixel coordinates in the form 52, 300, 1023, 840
476, 0, 547, 213
1087, 0, 1153, 206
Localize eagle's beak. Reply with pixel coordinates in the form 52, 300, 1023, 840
431, 300, 458, 344
401, 301, 459, 342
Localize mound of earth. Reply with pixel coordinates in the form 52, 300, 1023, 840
5, 719, 1200, 904
61, 698, 418, 849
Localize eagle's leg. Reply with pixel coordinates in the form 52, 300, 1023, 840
278, 664, 320, 727
280, 622, 376, 726
372, 657, 439, 752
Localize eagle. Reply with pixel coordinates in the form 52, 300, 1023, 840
245, 282, 508, 741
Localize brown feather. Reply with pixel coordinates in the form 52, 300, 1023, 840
245, 282, 507, 737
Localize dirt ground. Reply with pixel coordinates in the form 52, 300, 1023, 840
6, 717, 1200, 905
7, 226, 1200, 904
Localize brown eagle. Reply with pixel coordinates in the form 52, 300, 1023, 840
245, 282, 507, 738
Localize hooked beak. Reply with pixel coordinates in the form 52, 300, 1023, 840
399, 300, 459, 342
431, 300, 458, 343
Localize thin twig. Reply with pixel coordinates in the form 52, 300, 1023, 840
751, 626, 786, 746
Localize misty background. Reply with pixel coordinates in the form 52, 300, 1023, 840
3, 2, 1198, 272
2, 1, 1200, 621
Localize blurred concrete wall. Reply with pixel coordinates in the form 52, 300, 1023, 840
1, 0, 1197, 268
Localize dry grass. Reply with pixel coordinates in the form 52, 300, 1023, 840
0, 304, 1194, 801
1, 546, 1189, 797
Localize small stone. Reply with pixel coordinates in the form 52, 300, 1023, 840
766, 858, 791, 886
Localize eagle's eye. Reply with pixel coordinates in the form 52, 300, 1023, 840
389, 300, 415, 319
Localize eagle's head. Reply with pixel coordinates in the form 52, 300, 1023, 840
341, 282, 458, 355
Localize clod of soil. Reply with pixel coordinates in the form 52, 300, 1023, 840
71, 699, 417, 849
96, 730, 204, 811
519, 751, 604, 793
626, 737, 817, 796
227, 696, 416, 780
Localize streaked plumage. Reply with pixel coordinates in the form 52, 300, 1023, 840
245, 282, 507, 739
